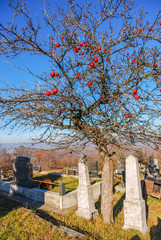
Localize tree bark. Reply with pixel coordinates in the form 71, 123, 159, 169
101, 156, 114, 223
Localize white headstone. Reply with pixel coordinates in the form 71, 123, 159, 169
122, 155, 148, 235
76, 155, 98, 219
154, 159, 159, 168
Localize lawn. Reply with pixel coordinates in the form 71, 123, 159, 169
0, 190, 161, 239
33, 173, 101, 193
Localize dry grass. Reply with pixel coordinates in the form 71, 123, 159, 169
0, 188, 161, 239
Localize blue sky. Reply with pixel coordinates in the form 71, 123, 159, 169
0, 0, 161, 143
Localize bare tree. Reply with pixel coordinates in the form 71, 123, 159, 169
0, 0, 161, 223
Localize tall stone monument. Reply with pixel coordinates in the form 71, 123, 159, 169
76, 155, 98, 219
13, 156, 35, 188
123, 155, 148, 235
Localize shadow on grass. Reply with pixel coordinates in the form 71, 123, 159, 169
0, 197, 21, 218
113, 193, 125, 221
130, 235, 141, 240
150, 217, 161, 240
34, 208, 103, 240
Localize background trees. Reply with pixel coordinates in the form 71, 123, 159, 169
0, 0, 161, 223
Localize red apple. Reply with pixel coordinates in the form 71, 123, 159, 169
83, 14, 85, 17
124, 114, 128, 118
89, 50, 93, 54
69, 151, 72, 154
76, 76, 79, 79
104, 138, 107, 141
128, 114, 132, 118
88, 82, 92, 86
46, 91, 51, 96
97, 46, 101, 50
50, 72, 55, 77
159, 21, 161, 25
81, 52, 84, 55
94, 57, 99, 62
56, 42, 60, 47
94, 142, 97, 145
127, 58, 129, 60
156, 147, 159, 150
131, 58, 135, 62
83, 43, 87, 47
79, 43, 83, 46
160, 89, 161, 92
154, 64, 158, 68
99, 96, 103, 99
55, 72, 59, 76
133, 89, 137, 94
61, 35, 64, 39
135, 95, 140, 100
82, 76, 85, 79
53, 89, 58, 94
102, 90, 105, 93
149, 27, 153, 31
90, 62, 95, 67
138, 29, 143, 33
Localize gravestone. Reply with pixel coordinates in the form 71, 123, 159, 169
154, 159, 159, 168
117, 161, 122, 174
123, 155, 148, 235
76, 155, 98, 219
13, 156, 35, 188
89, 161, 98, 177
149, 156, 154, 166
1, 169, 4, 179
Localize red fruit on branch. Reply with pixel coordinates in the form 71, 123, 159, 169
131, 58, 135, 62
104, 138, 107, 141
81, 52, 84, 55
50, 72, 55, 77
83, 43, 87, 47
124, 114, 128, 118
154, 64, 158, 68
138, 29, 143, 33
53, 89, 58, 94
61, 35, 64, 39
89, 50, 93, 54
88, 82, 92, 86
46, 91, 51, 96
159, 21, 161, 25
55, 72, 59, 76
79, 43, 83, 46
133, 89, 137, 94
135, 95, 140, 100
149, 27, 153, 31
99, 96, 103, 99
56, 42, 60, 47
160, 89, 161, 92
94, 57, 99, 62
94, 142, 97, 145
128, 114, 132, 118
156, 147, 159, 150
97, 46, 101, 50
90, 62, 95, 67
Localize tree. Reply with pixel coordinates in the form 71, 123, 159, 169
0, 0, 161, 223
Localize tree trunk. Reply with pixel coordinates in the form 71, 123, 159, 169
101, 156, 114, 223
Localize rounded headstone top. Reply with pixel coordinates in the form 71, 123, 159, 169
14, 156, 30, 164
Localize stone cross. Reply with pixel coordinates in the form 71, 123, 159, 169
76, 155, 98, 219
123, 155, 148, 235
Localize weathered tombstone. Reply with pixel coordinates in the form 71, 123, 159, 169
149, 156, 154, 166
13, 156, 35, 188
154, 159, 159, 168
66, 167, 69, 175
89, 161, 98, 177
117, 161, 122, 174
1, 169, 4, 179
59, 182, 65, 196
38, 164, 41, 172
76, 155, 98, 219
123, 155, 148, 235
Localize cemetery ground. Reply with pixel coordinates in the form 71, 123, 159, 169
0, 183, 161, 240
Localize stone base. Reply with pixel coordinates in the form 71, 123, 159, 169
76, 208, 98, 219
123, 198, 148, 235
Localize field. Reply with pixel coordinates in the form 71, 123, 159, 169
0, 188, 161, 239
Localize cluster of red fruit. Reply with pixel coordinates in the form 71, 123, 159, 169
124, 114, 132, 118
50, 72, 59, 77
46, 88, 58, 96
133, 89, 140, 100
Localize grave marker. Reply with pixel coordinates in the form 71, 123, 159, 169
76, 155, 98, 219
123, 155, 148, 235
